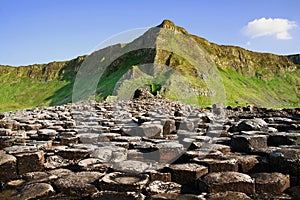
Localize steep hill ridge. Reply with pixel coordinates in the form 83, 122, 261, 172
0, 20, 299, 111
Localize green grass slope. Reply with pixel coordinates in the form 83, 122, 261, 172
0, 20, 299, 112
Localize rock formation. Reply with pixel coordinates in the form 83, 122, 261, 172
0, 97, 299, 199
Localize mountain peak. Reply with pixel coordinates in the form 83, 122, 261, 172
157, 19, 188, 34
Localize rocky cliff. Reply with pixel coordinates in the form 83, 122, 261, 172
0, 20, 299, 112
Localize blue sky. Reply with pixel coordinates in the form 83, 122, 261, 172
1, 0, 299, 66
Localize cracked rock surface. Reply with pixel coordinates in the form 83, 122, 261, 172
0, 98, 300, 199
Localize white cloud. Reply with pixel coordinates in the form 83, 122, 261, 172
242, 17, 297, 40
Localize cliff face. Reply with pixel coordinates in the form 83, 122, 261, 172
0, 20, 299, 111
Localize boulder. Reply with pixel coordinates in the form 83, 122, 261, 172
251, 172, 290, 194
193, 157, 238, 173
55, 146, 90, 160
99, 172, 149, 192
206, 191, 252, 200
14, 151, 44, 175
54, 171, 104, 197
0, 151, 17, 181
146, 180, 182, 195
231, 134, 268, 153
232, 118, 268, 132
91, 191, 145, 200
168, 163, 208, 186
12, 183, 55, 200
0, 129, 12, 136
200, 172, 255, 194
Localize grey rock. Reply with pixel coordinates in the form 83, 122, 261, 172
99, 172, 149, 192
231, 134, 268, 153
193, 157, 238, 173
91, 191, 145, 200
206, 191, 252, 200
147, 180, 182, 195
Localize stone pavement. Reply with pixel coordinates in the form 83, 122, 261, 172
0, 99, 300, 199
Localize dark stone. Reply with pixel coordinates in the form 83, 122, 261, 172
251, 173, 290, 194
201, 172, 255, 194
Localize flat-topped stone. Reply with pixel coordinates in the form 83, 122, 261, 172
206, 191, 252, 200
99, 172, 149, 192
91, 191, 145, 200
15, 150, 44, 175
168, 163, 208, 186
250, 172, 290, 194
193, 157, 238, 173
0, 151, 17, 181
54, 171, 104, 197
201, 172, 255, 194
231, 134, 268, 153
147, 180, 182, 195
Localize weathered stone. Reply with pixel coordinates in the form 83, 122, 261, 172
37, 129, 57, 140
147, 180, 182, 195
287, 186, 300, 199
4, 145, 38, 154
113, 160, 159, 173
193, 157, 238, 173
251, 172, 290, 194
55, 146, 90, 160
162, 119, 176, 135
149, 170, 172, 182
250, 193, 293, 200
77, 133, 100, 143
210, 144, 231, 155
12, 183, 55, 200
6, 179, 25, 188
60, 136, 78, 145
128, 124, 163, 139
0, 151, 17, 181
157, 142, 184, 163
91, 146, 127, 162
99, 172, 149, 192
229, 154, 268, 173
114, 136, 142, 142
0, 129, 12, 136
201, 172, 255, 194
178, 120, 195, 131
91, 191, 145, 200
269, 147, 300, 178
48, 168, 73, 178
22, 171, 58, 184
78, 158, 111, 172
231, 134, 268, 153
206, 191, 252, 200
232, 118, 268, 132
15, 151, 44, 175
44, 155, 72, 169
168, 163, 208, 186
268, 132, 300, 146
0, 136, 15, 149
149, 193, 205, 200
54, 171, 103, 197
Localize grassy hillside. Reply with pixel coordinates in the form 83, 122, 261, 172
0, 20, 299, 112
0, 56, 84, 112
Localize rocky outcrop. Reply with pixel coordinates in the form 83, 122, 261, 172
0, 98, 300, 199
1, 20, 300, 111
